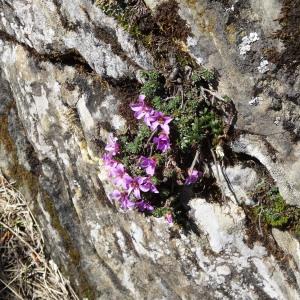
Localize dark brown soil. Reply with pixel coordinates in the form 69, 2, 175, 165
270, 0, 300, 70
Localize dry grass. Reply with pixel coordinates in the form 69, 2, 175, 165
0, 173, 79, 300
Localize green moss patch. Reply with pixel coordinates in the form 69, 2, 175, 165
251, 184, 300, 232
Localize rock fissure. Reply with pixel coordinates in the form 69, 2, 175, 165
1, 0, 300, 299
0, 30, 95, 73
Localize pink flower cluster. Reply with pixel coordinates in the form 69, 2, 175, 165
130, 95, 202, 187
103, 134, 156, 212
130, 95, 172, 152
102, 95, 203, 224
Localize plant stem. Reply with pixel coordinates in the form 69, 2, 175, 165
144, 128, 157, 149
210, 149, 226, 202
190, 150, 199, 171
180, 87, 184, 109
202, 87, 228, 103
149, 143, 154, 156
0, 220, 42, 262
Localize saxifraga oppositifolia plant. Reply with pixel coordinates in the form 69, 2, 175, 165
102, 69, 233, 224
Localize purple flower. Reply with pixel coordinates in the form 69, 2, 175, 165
185, 170, 202, 185
139, 156, 156, 176
148, 111, 172, 134
165, 213, 173, 224
124, 176, 145, 199
105, 134, 120, 156
138, 95, 146, 101
109, 190, 135, 210
135, 200, 154, 212
143, 109, 156, 128
103, 153, 117, 168
140, 177, 159, 194
153, 132, 171, 153
110, 163, 125, 177
130, 95, 152, 121
110, 163, 131, 188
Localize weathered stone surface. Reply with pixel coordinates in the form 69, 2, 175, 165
211, 163, 259, 205
0, 0, 299, 299
273, 228, 300, 271
190, 199, 299, 299
176, 0, 300, 206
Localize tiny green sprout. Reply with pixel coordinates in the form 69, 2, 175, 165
152, 207, 171, 218
140, 71, 164, 98
200, 69, 215, 81
222, 95, 232, 102
191, 68, 215, 84
123, 124, 151, 155
259, 187, 290, 228
295, 224, 300, 238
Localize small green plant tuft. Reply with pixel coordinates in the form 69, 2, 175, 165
263, 188, 289, 227
175, 107, 223, 151
122, 124, 151, 155
192, 68, 216, 85
96, 0, 143, 39
140, 71, 223, 151
151, 96, 182, 115
140, 71, 165, 99
222, 95, 232, 103
152, 207, 171, 218
253, 187, 300, 229
294, 224, 300, 238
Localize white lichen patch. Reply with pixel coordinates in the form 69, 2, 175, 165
130, 223, 165, 262
76, 95, 95, 131
57, 152, 70, 167
187, 36, 204, 64
189, 199, 244, 253
249, 96, 262, 106
112, 114, 127, 131
130, 223, 147, 255
116, 230, 126, 251
90, 223, 101, 243
121, 269, 139, 297
239, 32, 260, 56
225, 5, 235, 12
258, 59, 270, 73
0, 43, 16, 65
252, 258, 285, 300
216, 265, 231, 276
274, 116, 281, 126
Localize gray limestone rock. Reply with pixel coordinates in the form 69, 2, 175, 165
0, 0, 299, 299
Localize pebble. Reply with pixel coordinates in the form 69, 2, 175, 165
216, 265, 231, 276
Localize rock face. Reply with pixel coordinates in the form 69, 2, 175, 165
0, 0, 299, 299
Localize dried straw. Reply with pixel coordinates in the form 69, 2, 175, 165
0, 173, 79, 300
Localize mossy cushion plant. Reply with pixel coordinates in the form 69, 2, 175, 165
102, 70, 225, 223
254, 187, 300, 229
263, 188, 289, 227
